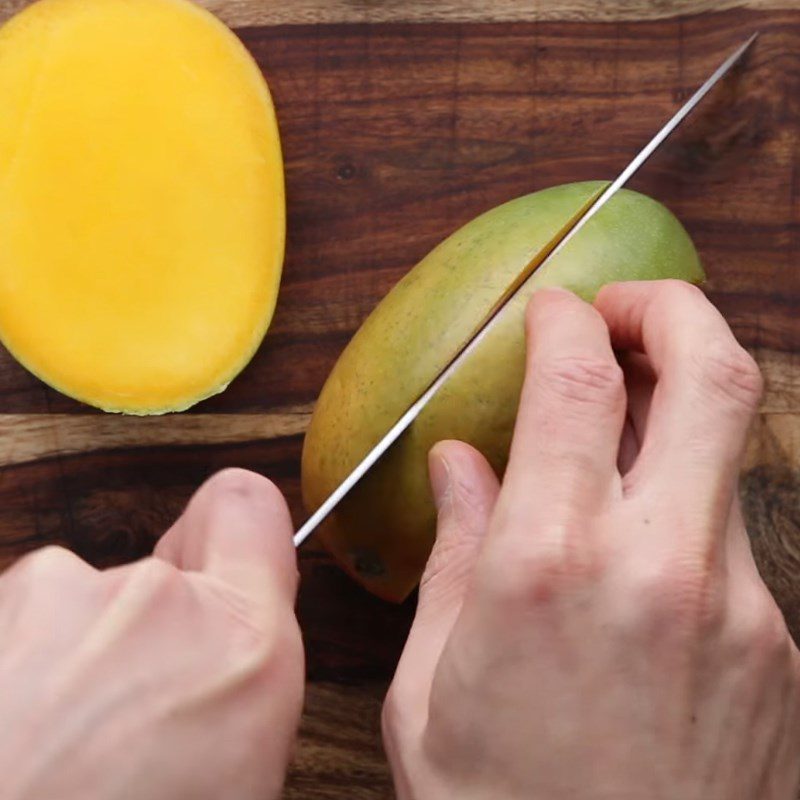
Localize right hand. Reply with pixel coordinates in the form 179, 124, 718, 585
0, 468, 303, 800
383, 281, 800, 800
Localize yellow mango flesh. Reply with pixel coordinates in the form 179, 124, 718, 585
302, 182, 704, 601
0, 0, 284, 413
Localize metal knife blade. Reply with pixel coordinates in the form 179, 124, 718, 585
294, 32, 758, 548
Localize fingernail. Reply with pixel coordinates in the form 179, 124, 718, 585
428, 449, 452, 512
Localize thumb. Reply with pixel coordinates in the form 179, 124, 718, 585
154, 468, 298, 611
419, 440, 500, 622
389, 441, 499, 719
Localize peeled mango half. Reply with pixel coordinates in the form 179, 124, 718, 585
0, 0, 284, 413
302, 181, 704, 602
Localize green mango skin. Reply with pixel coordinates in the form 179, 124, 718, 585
301, 181, 704, 602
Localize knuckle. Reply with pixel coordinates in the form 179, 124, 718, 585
419, 534, 471, 598
691, 341, 763, 411
753, 611, 790, 656
419, 540, 479, 612
419, 470, 494, 598
734, 593, 790, 657
126, 556, 182, 595
19, 545, 81, 578
482, 530, 604, 610
536, 355, 625, 411
1, 546, 95, 603
199, 582, 302, 677
450, 468, 495, 524
625, 558, 722, 634
423, 497, 485, 589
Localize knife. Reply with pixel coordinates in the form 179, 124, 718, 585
294, 32, 758, 549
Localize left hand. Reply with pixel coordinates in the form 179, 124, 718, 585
0, 468, 303, 800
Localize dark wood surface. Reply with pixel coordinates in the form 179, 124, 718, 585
0, 3, 799, 797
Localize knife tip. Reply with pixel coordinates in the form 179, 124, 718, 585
743, 31, 760, 50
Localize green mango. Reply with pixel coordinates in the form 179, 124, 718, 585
301, 181, 704, 601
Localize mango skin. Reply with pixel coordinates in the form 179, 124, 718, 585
302, 182, 704, 601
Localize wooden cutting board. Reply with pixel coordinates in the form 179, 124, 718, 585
0, 1, 798, 797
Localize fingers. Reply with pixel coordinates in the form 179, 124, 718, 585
389, 441, 499, 720
419, 441, 499, 625
617, 352, 657, 474
155, 468, 298, 610
595, 281, 762, 534
500, 288, 626, 539
620, 351, 656, 444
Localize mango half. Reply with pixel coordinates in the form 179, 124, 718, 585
302, 181, 704, 602
0, 0, 284, 413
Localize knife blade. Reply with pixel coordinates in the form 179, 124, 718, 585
294, 32, 758, 548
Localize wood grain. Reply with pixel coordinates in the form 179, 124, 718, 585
0, 0, 796, 26
0, 348, 793, 467
285, 683, 392, 799
0, 3, 798, 798
0, 410, 311, 467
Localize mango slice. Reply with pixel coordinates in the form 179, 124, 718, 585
302, 182, 704, 601
0, 0, 284, 413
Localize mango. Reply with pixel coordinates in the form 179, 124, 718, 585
0, 0, 284, 413
301, 181, 704, 601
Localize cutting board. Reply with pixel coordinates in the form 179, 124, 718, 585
0, 1, 798, 797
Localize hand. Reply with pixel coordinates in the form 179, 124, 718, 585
0, 468, 303, 800
383, 281, 800, 800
